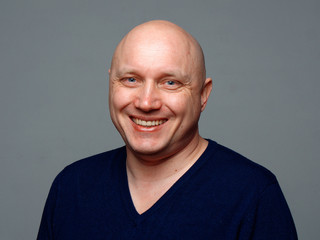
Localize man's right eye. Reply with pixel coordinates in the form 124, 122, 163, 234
127, 77, 136, 83
120, 77, 139, 87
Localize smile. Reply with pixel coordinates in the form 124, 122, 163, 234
131, 118, 167, 127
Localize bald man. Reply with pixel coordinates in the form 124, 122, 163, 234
38, 21, 297, 239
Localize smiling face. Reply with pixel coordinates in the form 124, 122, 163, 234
109, 21, 212, 161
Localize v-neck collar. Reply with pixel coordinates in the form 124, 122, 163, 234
117, 140, 218, 224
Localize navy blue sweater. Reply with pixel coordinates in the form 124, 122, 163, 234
37, 140, 297, 239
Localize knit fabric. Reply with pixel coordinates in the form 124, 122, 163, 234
37, 140, 297, 239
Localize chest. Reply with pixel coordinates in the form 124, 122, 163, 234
53, 177, 254, 240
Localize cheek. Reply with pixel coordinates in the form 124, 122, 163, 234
110, 87, 133, 112
164, 93, 185, 111
164, 92, 199, 116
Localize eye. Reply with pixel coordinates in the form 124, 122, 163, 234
166, 80, 175, 86
127, 77, 136, 83
161, 80, 182, 90
120, 77, 140, 87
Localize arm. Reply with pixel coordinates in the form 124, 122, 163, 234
240, 182, 298, 240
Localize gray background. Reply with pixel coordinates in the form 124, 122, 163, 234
1, 0, 319, 239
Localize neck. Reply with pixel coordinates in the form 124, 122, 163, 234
126, 135, 208, 183
125, 135, 208, 214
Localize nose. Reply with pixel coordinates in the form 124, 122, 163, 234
134, 80, 162, 112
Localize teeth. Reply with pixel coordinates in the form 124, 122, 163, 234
132, 118, 166, 127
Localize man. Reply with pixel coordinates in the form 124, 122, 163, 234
38, 20, 297, 239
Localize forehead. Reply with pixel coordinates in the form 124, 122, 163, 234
113, 36, 194, 77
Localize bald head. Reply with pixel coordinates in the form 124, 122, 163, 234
108, 20, 212, 159
110, 20, 206, 83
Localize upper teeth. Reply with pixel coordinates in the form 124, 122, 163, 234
132, 118, 166, 127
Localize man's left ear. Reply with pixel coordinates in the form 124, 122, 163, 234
200, 77, 213, 112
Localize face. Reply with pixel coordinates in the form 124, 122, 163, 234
109, 29, 211, 160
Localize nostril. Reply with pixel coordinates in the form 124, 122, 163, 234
134, 97, 161, 112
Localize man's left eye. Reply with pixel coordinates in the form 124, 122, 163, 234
161, 80, 182, 90
166, 80, 175, 85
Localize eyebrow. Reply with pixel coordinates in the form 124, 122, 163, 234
115, 67, 189, 81
113, 67, 138, 77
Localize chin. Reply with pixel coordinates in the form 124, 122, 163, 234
132, 143, 164, 155
127, 139, 170, 156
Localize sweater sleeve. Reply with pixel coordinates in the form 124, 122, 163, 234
37, 174, 60, 240
244, 182, 298, 240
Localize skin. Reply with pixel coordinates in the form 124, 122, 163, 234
109, 20, 212, 213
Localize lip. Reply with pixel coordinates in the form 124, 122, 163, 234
130, 116, 168, 131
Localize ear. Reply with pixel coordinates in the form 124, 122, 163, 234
200, 77, 213, 112
108, 69, 111, 74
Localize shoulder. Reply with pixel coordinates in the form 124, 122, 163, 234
54, 146, 126, 186
204, 140, 277, 194
202, 140, 297, 239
